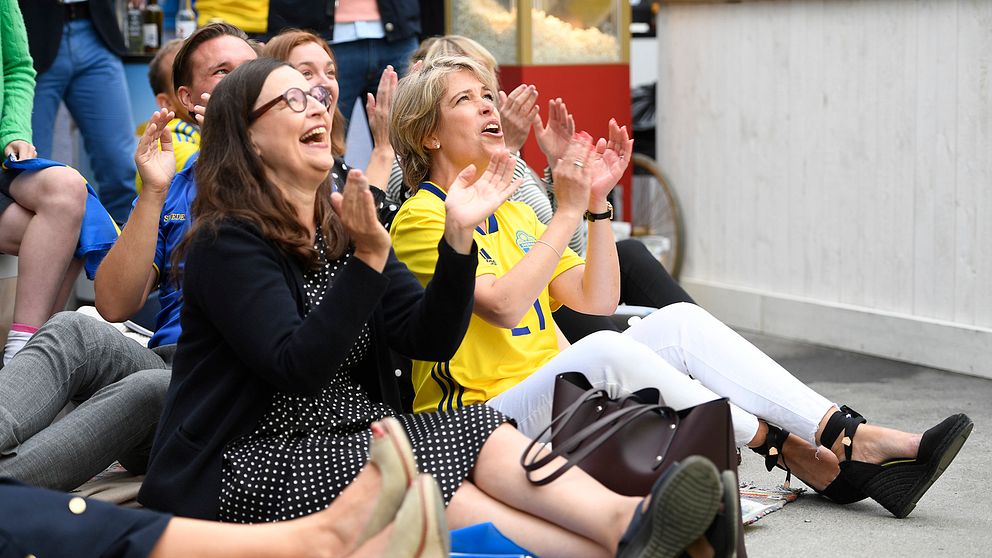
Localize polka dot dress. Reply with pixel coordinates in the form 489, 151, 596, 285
218, 229, 507, 523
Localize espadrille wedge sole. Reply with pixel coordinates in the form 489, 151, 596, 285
821, 408, 973, 519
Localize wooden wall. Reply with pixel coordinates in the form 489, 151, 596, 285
656, 0, 992, 377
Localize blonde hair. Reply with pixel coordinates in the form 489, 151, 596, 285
390, 55, 500, 191
411, 35, 499, 75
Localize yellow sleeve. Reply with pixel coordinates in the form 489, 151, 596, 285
389, 194, 448, 287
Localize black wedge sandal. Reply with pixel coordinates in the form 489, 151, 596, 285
819, 406, 974, 518
750, 422, 867, 504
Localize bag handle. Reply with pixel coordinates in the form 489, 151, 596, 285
521, 389, 679, 486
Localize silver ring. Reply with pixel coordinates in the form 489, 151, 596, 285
572, 160, 584, 168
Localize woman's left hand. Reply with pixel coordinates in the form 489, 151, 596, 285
443, 150, 519, 253
367, 65, 398, 148
3, 140, 36, 161
586, 119, 633, 201
331, 170, 391, 271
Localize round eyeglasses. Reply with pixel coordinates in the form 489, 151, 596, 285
250, 86, 331, 122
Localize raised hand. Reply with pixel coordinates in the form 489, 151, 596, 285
367, 65, 398, 149
134, 108, 177, 196
586, 118, 633, 201
3, 140, 36, 161
498, 84, 539, 152
552, 133, 595, 217
192, 92, 210, 126
443, 151, 520, 253
533, 98, 575, 172
330, 169, 391, 270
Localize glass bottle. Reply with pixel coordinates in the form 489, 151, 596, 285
126, 3, 144, 55
175, 0, 197, 40
142, 0, 164, 54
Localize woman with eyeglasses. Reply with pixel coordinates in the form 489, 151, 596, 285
262, 29, 400, 230
138, 57, 729, 558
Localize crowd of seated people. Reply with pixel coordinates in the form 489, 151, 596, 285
0, 1, 974, 556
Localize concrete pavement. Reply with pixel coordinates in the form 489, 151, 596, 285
738, 332, 991, 557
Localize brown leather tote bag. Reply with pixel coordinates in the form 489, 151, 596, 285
520, 372, 747, 557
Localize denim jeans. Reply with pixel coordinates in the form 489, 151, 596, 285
0, 312, 171, 491
31, 20, 138, 223
331, 36, 418, 131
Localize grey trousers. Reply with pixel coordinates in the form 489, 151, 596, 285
0, 312, 172, 491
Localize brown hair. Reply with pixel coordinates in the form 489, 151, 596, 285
390, 55, 500, 190
173, 57, 348, 277
262, 29, 347, 157
172, 22, 249, 92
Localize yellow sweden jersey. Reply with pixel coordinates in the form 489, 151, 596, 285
390, 182, 584, 413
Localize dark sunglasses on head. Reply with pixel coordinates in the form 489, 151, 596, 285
250, 86, 331, 122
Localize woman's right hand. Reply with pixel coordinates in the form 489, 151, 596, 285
443, 150, 519, 254
331, 170, 391, 271
135, 108, 176, 197
551, 134, 594, 218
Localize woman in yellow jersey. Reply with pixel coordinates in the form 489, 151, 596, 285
388, 55, 972, 520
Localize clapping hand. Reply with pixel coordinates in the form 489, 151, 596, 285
134, 108, 176, 196
533, 98, 575, 173
585, 119, 633, 201
498, 84, 539, 153
552, 133, 595, 217
331, 169, 392, 270
443, 150, 520, 253
367, 65, 398, 148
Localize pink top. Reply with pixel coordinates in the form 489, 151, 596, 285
335, 0, 381, 23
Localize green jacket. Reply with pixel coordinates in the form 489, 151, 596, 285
0, 0, 36, 150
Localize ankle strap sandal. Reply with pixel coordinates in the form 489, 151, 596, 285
821, 406, 974, 518
818, 405, 867, 461
753, 422, 867, 505
749, 423, 794, 489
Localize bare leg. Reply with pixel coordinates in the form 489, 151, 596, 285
449, 480, 608, 558
2, 167, 86, 327
747, 420, 842, 490
815, 407, 922, 464
51, 258, 84, 315
470, 424, 640, 553
149, 508, 398, 558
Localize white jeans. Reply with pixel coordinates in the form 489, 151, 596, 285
487, 303, 836, 447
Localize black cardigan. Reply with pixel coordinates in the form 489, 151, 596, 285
138, 220, 477, 519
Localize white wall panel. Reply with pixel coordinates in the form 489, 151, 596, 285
657, 0, 992, 375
